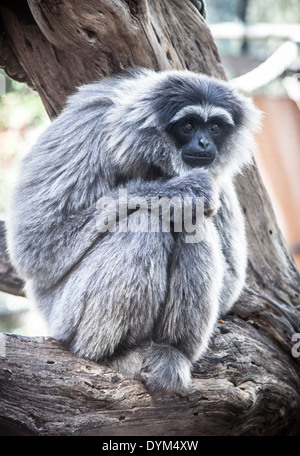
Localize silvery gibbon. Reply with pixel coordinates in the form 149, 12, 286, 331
8, 69, 261, 394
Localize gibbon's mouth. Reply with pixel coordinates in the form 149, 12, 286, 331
182, 151, 216, 168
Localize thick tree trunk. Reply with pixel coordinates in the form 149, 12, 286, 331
0, 0, 300, 436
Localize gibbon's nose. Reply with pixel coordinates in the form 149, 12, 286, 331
199, 137, 210, 150
198, 136, 215, 157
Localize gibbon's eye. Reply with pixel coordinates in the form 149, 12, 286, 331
183, 122, 194, 133
209, 123, 220, 134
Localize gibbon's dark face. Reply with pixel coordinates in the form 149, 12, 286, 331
147, 72, 249, 172
93, 70, 259, 180
167, 111, 234, 168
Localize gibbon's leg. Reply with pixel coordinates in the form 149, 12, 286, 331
51, 225, 175, 378
214, 186, 248, 316
140, 222, 224, 394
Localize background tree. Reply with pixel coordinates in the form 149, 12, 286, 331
0, 0, 300, 436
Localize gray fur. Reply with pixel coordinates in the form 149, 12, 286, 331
7, 69, 261, 394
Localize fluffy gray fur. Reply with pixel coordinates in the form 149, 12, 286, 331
7, 69, 261, 394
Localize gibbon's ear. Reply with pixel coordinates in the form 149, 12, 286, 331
233, 87, 263, 133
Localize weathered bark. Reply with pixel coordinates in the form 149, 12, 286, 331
0, 0, 224, 118
1, 306, 300, 437
0, 0, 300, 436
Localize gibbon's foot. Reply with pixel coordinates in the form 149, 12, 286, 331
140, 343, 192, 395
105, 347, 145, 379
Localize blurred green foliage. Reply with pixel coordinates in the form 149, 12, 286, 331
207, 0, 300, 25
0, 70, 50, 335
207, 0, 300, 61
0, 83, 48, 129
0, 69, 50, 220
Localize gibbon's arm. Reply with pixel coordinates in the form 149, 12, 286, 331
97, 168, 217, 226
8, 168, 216, 288
7, 204, 99, 288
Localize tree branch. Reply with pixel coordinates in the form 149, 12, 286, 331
0, 0, 225, 117
1, 291, 300, 436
